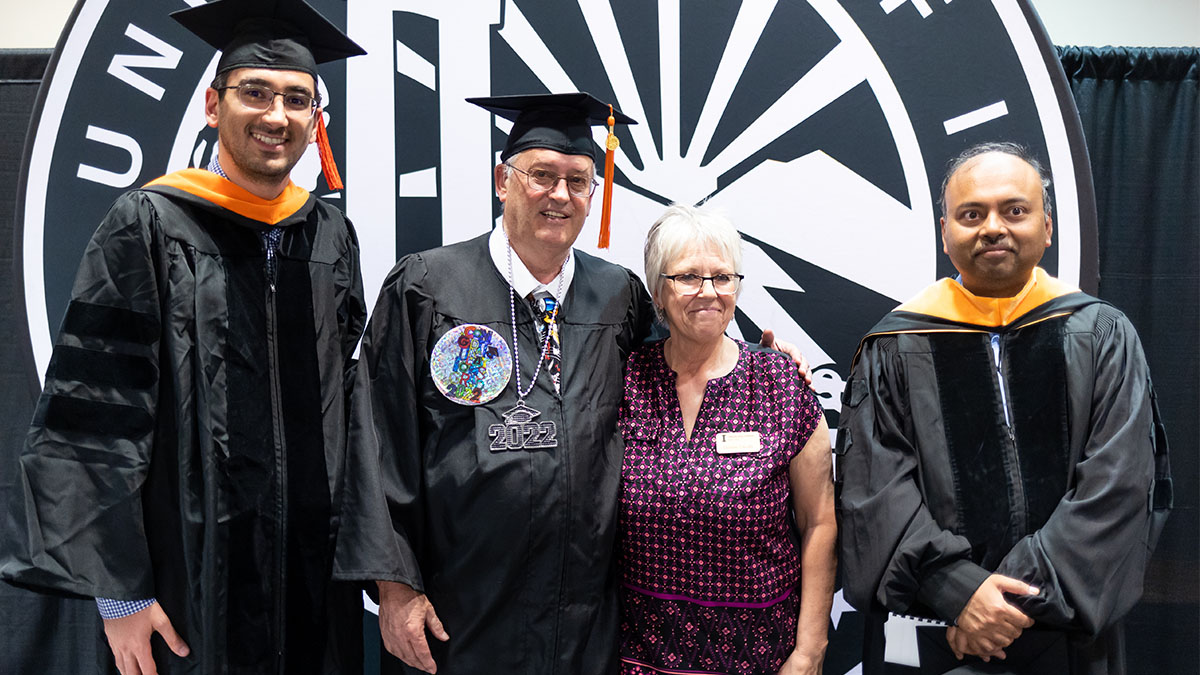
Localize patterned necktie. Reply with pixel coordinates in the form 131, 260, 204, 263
262, 226, 284, 289
208, 155, 284, 291
530, 292, 562, 394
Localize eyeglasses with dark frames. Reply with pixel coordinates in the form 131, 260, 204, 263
660, 273, 744, 295
216, 83, 319, 117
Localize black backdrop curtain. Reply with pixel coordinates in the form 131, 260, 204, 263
0, 46, 1196, 674
0, 49, 103, 674
1058, 45, 1199, 675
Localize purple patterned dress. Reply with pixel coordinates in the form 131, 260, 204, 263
618, 339, 823, 675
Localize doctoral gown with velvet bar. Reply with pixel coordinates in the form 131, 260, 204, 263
334, 233, 654, 675
1, 175, 367, 674
836, 276, 1171, 675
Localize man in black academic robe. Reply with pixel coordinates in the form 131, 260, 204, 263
333, 93, 654, 675
341, 233, 652, 674
836, 142, 1170, 675
1, 2, 368, 673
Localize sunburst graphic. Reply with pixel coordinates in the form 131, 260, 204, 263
368, 0, 941, 414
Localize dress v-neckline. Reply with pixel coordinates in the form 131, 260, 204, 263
662, 340, 744, 445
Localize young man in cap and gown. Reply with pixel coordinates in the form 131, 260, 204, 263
1, 1, 370, 673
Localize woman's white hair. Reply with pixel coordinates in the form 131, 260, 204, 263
644, 203, 743, 322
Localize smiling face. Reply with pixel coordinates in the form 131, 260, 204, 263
205, 67, 319, 199
495, 148, 594, 263
656, 240, 739, 346
940, 151, 1053, 297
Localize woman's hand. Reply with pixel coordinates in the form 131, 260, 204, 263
777, 648, 824, 675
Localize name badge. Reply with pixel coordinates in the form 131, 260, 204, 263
715, 432, 761, 455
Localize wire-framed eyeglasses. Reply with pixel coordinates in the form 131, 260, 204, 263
217, 83, 319, 117
506, 163, 598, 198
660, 273, 744, 295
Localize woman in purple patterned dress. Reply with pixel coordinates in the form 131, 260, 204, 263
618, 204, 836, 675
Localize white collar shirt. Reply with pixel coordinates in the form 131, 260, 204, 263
487, 225, 576, 303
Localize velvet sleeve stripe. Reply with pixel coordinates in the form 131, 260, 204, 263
47, 346, 157, 390
62, 301, 159, 345
40, 396, 155, 439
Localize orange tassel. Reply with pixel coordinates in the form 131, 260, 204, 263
316, 113, 344, 191
598, 106, 618, 249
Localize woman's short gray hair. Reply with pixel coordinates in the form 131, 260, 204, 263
644, 203, 744, 322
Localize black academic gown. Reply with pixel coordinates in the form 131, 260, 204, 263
334, 233, 654, 674
1, 176, 367, 674
836, 287, 1171, 675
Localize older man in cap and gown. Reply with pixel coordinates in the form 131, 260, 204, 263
333, 92, 655, 675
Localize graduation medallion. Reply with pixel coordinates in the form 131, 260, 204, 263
497, 234, 569, 451
488, 400, 558, 452
430, 324, 511, 405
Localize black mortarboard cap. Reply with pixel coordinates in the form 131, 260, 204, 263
469, 92, 637, 248
467, 92, 637, 162
171, 0, 366, 79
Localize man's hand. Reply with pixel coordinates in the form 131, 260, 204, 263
947, 626, 1011, 662
760, 328, 813, 386
102, 602, 189, 675
948, 574, 1038, 661
377, 580, 450, 673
